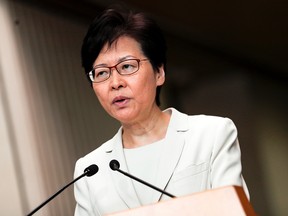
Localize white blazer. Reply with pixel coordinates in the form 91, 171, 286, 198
74, 108, 249, 216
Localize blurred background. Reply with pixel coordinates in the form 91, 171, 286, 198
0, 0, 287, 215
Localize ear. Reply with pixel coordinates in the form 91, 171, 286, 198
156, 65, 165, 86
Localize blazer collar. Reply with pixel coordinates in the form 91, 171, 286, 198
105, 108, 189, 207
105, 128, 141, 209
151, 108, 189, 201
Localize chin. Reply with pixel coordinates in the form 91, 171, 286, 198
110, 110, 136, 123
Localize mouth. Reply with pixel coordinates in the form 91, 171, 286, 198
112, 96, 129, 105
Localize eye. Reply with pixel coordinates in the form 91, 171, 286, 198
119, 60, 138, 73
122, 64, 134, 71
94, 69, 109, 78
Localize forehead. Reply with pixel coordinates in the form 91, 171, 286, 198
95, 36, 144, 64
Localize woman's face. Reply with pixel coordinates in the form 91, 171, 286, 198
92, 36, 165, 124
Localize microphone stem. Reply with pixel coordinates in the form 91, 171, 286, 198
116, 168, 176, 198
26, 172, 87, 216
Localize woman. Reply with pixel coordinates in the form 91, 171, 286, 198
74, 6, 249, 216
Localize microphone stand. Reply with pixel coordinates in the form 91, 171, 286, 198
26, 164, 98, 216
116, 168, 176, 198
110, 160, 176, 198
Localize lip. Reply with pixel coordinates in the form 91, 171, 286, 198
112, 96, 130, 106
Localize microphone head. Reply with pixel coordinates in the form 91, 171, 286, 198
109, 160, 120, 170
84, 164, 99, 177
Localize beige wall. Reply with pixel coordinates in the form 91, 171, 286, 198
1, 1, 287, 215
1, 1, 46, 214
0, 1, 118, 215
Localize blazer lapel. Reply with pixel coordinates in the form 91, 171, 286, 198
106, 128, 141, 209
105, 108, 189, 206
151, 108, 189, 202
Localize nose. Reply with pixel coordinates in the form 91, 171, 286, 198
110, 68, 126, 90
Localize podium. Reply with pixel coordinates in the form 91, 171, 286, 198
107, 186, 257, 216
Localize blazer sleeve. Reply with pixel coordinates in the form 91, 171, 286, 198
74, 159, 100, 216
210, 118, 250, 199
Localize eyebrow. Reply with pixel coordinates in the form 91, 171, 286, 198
94, 55, 136, 68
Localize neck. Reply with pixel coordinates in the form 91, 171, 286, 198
122, 108, 170, 149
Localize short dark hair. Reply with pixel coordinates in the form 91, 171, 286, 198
81, 6, 167, 106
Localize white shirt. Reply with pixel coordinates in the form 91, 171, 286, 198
124, 139, 165, 205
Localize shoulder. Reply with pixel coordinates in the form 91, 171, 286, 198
189, 114, 236, 131
74, 142, 108, 176
168, 107, 237, 132
74, 128, 121, 174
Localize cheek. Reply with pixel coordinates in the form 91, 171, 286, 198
93, 85, 107, 106
134, 75, 158, 102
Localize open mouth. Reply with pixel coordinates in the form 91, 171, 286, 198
115, 98, 125, 103
113, 96, 129, 105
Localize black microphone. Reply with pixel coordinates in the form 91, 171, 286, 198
109, 159, 176, 198
26, 164, 99, 216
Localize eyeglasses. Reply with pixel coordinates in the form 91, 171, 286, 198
87, 58, 149, 83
